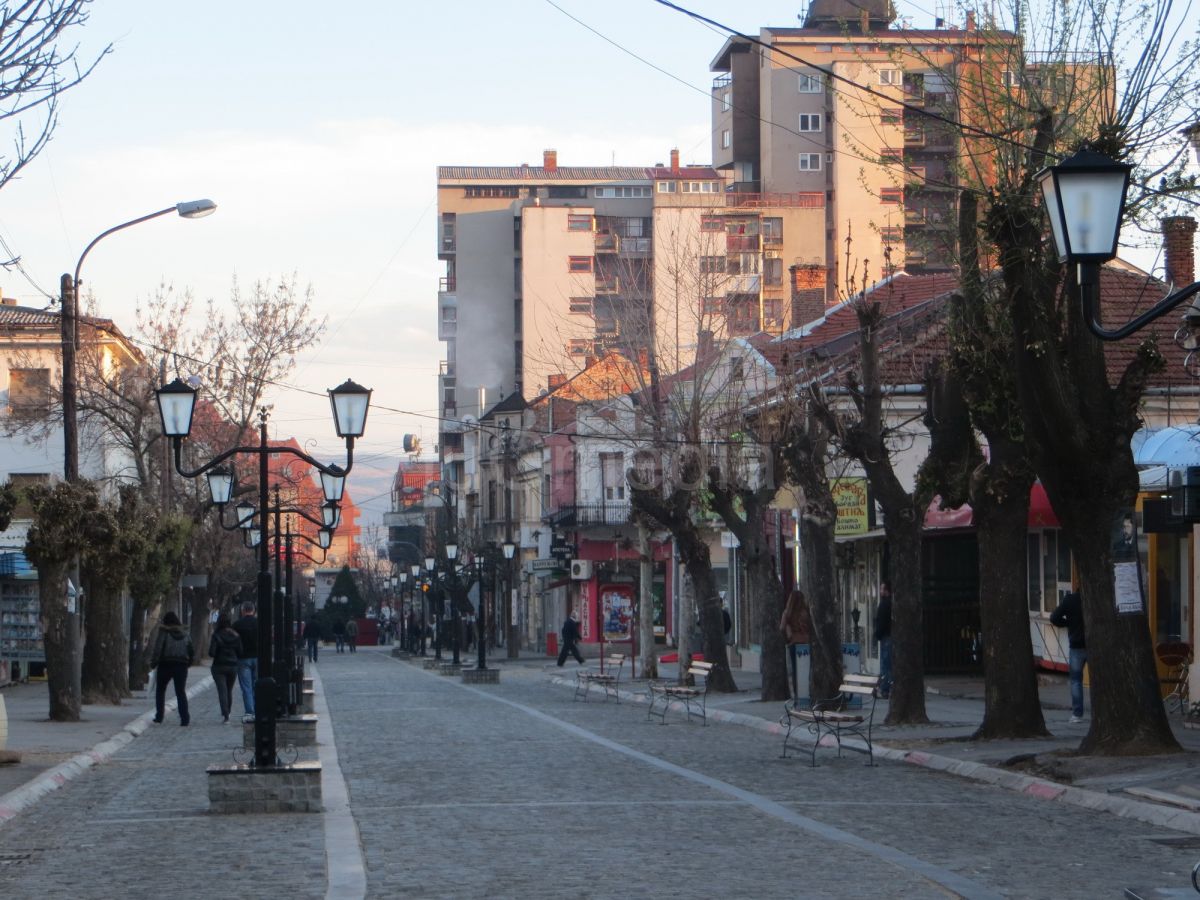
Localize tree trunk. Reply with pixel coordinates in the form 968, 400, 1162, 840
799, 513, 843, 703
40, 563, 81, 721
676, 525, 737, 693
128, 595, 162, 691
80, 581, 128, 705
971, 463, 1048, 739
637, 523, 658, 680
1068, 513, 1179, 754
188, 587, 211, 663
743, 532, 788, 701
885, 517, 927, 724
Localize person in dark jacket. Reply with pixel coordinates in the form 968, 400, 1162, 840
208, 613, 241, 723
305, 614, 322, 663
332, 618, 346, 653
874, 581, 893, 699
1050, 591, 1087, 722
233, 601, 258, 718
556, 611, 585, 666
780, 589, 812, 701
345, 618, 358, 653
151, 611, 194, 726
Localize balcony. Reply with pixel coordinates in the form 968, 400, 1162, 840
595, 232, 619, 253
595, 276, 620, 295
726, 233, 760, 252
726, 273, 761, 294
544, 503, 632, 528
725, 192, 825, 209
619, 236, 651, 256
712, 73, 732, 92
439, 276, 456, 293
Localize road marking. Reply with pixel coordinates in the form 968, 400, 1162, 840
311, 668, 366, 900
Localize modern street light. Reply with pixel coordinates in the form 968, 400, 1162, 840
156, 379, 369, 768
446, 542, 461, 665
424, 555, 440, 660
1037, 147, 1200, 342
412, 563, 425, 655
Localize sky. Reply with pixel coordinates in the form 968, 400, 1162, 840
0, 0, 1194, 538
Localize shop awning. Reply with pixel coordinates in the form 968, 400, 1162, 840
923, 482, 1060, 531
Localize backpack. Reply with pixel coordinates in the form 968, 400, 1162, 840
160, 629, 192, 664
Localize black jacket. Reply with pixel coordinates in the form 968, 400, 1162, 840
1050, 592, 1086, 649
561, 616, 581, 645
233, 614, 258, 658
209, 627, 242, 669
874, 594, 892, 641
153, 624, 194, 667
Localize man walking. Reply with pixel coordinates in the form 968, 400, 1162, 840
1050, 591, 1087, 722
233, 600, 258, 718
345, 617, 358, 653
556, 610, 585, 666
874, 581, 892, 699
305, 613, 322, 663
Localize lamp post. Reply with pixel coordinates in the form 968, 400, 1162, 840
397, 572, 407, 647
412, 563, 424, 655
502, 538, 517, 661
60, 200, 215, 701
156, 378, 369, 768
425, 555, 439, 660
446, 542, 461, 665
1037, 147, 1200, 342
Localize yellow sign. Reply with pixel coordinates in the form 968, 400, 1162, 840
832, 477, 869, 536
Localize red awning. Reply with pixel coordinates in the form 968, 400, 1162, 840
922, 483, 1060, 530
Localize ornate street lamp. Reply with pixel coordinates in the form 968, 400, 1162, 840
1037, 147, 1200, 342
155, 378, 368, 769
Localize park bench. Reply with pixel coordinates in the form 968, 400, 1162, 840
575, 653, 626, 703
646, 659, 714, 726
781, 673, 881, 767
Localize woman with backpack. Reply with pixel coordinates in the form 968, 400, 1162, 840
208, 612, 242, 723
151, 611, 194, 726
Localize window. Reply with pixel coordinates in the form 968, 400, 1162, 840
798, 113, 823, 132
1002, 69, 1017, 88
880, 107, 903, 124
721, 130, 731, 149
600, 452, 626, 501
764, 256, 783, 285
729, 356, 745, 380
880, 226, 903, 243
700, 255, 726, 274
594, 185, 651, 198
722, 91, 731, 111
568, 256, 593, 273
567, 214, 593, 232
798, 72, 823, 93
878, 68, 901, 86
681, 181, 720, 193
880, 187, 903, 204
549, 186, 588, 199
727, 253, 760, 275
569, 297, 593, 315
762, 217, 783, 243
657, 181, 677, 193
880, 147, 902, 162
619, 217, 646, 237
905, 166, 926, 184
8, 368, 50, 417
440, 305, 457, 322
441, 213, 456, 252
567, 339, 592, 356
464, 186, 520, 198
799, 152, 822, 171
701, 215, 724, 232
763, 297, 783, 326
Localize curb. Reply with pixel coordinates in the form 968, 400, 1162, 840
0, 675, 214, 826
551, 675, 1200, 836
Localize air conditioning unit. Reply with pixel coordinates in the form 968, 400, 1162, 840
1170, 467, 1200, 519
570, 559, 593, 580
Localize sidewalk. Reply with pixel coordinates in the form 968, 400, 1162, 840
0, 666, 212, 819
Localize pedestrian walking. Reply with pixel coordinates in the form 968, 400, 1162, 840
305, 613, 322, 663
233, 600, 258, 718
780, 588, 812, 700
151, 611, 194, 726
332, 618, 346, 653
874, 581, 893, 699
556, 610, 585, 666
1050, 591, 1087, 722
345, 618, 358, 653
208, 613, 241, 723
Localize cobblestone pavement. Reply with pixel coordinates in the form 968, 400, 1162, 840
1, 647, 1198, 899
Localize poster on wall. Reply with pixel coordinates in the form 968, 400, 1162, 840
1111, 509, 1145, 615
601, 585, 634, 642
831, 477, 869, 536
579, 582, 592, 642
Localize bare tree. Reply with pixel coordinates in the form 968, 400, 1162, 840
0, 1, 108, 193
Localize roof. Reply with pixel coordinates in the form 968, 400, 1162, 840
438, 165, 720, 183
0, 303, 58, 327
481, 392, 527, 419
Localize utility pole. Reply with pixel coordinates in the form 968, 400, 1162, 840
503, 424, 519, 658
59, 273, 82, 712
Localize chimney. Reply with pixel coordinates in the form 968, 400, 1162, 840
965, 10, 976, 29
791, 264, 828, 327
0, 297, 15, 307
543, 149, 558, 172
1163, 216, 1197, 287
547, 373, 567, 390
670, 148, 680, 173
636, 347, 649, 368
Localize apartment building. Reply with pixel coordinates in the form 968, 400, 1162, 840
436, 151, 828, 489
710, 0, 1022, 297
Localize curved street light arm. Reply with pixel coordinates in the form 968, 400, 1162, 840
1079, 263, 1200, 341
73, 207, 178, 293
172, 435, 355, 481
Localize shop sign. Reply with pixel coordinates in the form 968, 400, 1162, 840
832, 477, 869, 536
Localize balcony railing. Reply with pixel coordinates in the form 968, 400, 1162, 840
544, 503, 631, 528
712, 73, 732, 91
439, 276, 456, 293
724, 192, 825, 209
595, 233, 619, 253
595, 276, 620, 295
726, 234, 760, 252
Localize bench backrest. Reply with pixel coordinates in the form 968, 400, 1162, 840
840, 673, 880, 697
601, 654, 626, 673
688, 661, 714, 680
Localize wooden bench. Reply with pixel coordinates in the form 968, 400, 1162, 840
575, 654, 626, 702
781, 673, 881, 766
646, 660, 714, 726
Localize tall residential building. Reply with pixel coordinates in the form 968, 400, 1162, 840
436, 150, 828, 481
710, 1, 1020, 296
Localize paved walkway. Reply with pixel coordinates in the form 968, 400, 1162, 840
0, 648, 1196, 898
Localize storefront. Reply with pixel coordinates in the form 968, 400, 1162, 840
0, 549, 41, 685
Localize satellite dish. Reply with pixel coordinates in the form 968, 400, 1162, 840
403, 434, 422, 454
